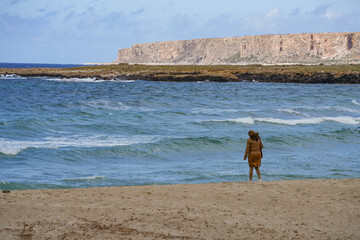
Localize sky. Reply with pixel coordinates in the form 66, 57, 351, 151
0, 0, 359, 64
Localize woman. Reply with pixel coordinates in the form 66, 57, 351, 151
243, 130, 263, 182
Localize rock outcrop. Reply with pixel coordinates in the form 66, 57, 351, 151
115, 32, 360, 65
2, 64, 360, 84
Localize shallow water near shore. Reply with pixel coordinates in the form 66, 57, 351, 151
0, 75, 359, 190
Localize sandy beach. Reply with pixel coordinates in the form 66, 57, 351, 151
1, 178, 359, 239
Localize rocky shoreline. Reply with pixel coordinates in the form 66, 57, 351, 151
1, 64, 360, 84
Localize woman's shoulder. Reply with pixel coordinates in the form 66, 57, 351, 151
248, 139, 260, 144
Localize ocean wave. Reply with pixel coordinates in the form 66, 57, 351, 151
62, 175, 106, 181
0, 135, 159, 155
191, 108, 239, 115
307, 105, 360, 114
353, 100, 360, 106
276, 108, 301, 115
210, 117, 255, 124
259, 117, 360, 125
40, 77, 136, 83
332, 106, 360, 114
277, 106, 359, 114
80, 100, 153, 112
117, 80, 136, 83
149, 136, 234, 153
82, 100, 131, 110
43, 77, 100, 82
256, 117, 325, 125
0, 74, 27, 79
206, 116, 360, 125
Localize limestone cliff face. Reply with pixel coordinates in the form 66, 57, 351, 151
116, 32, 360, 65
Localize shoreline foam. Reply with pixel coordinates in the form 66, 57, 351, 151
1, 178, 359, 239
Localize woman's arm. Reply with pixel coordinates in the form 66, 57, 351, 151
244, 139, 250, 160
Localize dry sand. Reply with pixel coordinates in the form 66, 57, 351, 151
0, 178, 359, 239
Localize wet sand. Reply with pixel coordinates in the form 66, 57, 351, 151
1, 178, 359, 239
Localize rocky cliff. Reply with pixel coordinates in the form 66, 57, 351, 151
115, 32, 360, 65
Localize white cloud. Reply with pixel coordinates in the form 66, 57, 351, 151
266, 8, 280, 18
324, 10, 341, 19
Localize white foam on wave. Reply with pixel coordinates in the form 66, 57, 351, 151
256, 117, 324, 125
263, 116, 360, 125
206, 116, 360, 125
301, 105, 359, 113
62, 175, 106, 181
0, 135, 159, 155
278, 106, 359, 114
333, 107, 360, 113
117, 80, 136, 83
83, 100, 154, 112
41, 77, 136, 83
325, 116, 360, 125
210, 117, 255, 124
191, 108, 239, 114
83, 100, 131, 111
0, 74, 27, 80
276, 108, 301, 115
43, 77, 100, 82
352, 100, 360, 106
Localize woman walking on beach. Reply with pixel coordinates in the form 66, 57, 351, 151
244, 130, 263, 182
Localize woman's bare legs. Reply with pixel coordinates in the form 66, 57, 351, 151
255, 167, 261, 181
249, 167, 254, 181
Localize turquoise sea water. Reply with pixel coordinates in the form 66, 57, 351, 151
0, 74, 359, 190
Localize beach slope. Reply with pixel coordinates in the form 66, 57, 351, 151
1, 178, 359, 239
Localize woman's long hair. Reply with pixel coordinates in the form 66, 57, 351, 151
248, 130, 260, 142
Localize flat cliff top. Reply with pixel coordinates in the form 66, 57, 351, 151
117, 32, 360, 65
1, 64, 360, 83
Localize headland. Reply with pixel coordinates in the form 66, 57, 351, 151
115, 32, 360, 65
1, 32, 360, 83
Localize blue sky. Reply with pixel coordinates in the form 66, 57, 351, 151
1, 0, 359, 63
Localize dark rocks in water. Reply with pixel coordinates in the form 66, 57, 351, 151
115, 72, 360, 84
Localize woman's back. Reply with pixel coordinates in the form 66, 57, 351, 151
246, 139, 263, 154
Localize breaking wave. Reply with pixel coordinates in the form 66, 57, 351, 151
0, 74, 27, 79
62, 175, 106, 181
206, 116, 360, 125
0, 135, 159, 155
41, 77, 136, 83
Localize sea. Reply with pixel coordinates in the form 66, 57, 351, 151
0, 63, 359, 190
